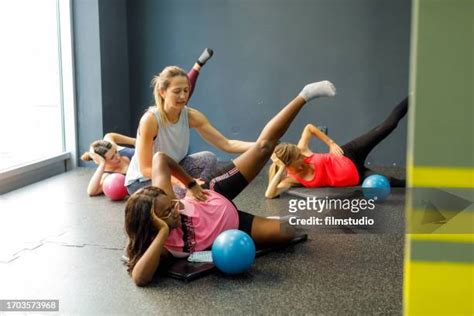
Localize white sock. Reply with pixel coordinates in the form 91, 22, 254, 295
298, 80, 336, 102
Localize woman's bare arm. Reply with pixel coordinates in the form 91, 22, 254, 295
103, 133, 136, 146
136, 113, 158, 178
131, 218, 169, 286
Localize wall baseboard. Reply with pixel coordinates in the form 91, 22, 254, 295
0, 153, 70, 195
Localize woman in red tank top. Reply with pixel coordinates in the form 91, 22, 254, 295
265, 97, 408, 199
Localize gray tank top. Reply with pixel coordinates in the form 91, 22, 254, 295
125, 107, 190, 185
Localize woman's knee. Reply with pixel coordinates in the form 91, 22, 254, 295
184, 151, 218, 166
199, 151, 218, 165
255, 139, 278, 157
152, 152, 168, 165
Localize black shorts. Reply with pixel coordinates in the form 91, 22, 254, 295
206, 162, 249, 201
237, 210, 254, 235
204, 162, 254, 234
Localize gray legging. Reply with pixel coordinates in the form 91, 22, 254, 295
126, 151, 218, 197
178, 151, 218, 182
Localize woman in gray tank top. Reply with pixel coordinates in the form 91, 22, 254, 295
126, 62, 256, 195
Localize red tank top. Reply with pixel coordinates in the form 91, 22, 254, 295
287, 153, 359, 187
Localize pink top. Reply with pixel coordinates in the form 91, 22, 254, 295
164, 190, 239, 257
287, 153, 359, 187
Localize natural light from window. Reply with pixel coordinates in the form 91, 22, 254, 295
0, 0, 63, 171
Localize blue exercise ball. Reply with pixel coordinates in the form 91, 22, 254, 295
362, 174, 391, 202
212, 229, 256, 274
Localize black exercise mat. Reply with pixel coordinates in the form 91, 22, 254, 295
122, 233, 308, 282
166, 233, 308, 281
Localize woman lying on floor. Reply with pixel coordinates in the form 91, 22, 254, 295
81, 133, 217, 198
265, 97, 408, 199
81, 49, 217, 197
81, 133, 135, 196
124, 79, 337, 286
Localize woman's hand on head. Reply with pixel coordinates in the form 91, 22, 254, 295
270, 153, 279, 162
90, 151, 106, 165
187, 185, 209, 202
329, 143, 344, 156
151, 211, 169, 231
271, 153, 286, 167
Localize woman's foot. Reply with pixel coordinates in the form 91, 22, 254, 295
299, 80, 336, 101
197, 48, 214, 66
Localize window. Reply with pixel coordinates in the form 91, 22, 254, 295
0, 0, 76, 192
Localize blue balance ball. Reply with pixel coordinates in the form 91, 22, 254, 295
362, 174, 391, 202
212, 229, 256, 274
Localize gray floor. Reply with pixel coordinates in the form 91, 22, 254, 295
0, 167, 405, 315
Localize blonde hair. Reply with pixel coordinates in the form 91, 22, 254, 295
268, 143, 301, 182
150, 65, 189, 127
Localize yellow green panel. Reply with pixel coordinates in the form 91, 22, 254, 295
409, 234, 474, 243
404, 261, 474, 315
408, 166, 474, 188
408, 0, 474, 168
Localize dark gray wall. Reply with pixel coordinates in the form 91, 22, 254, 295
127, 0, 411, 165
73, 0, 103, 166
99, 0, 131, 135
74, 0, 131, 166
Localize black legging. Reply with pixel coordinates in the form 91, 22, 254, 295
341, 97, 408, 187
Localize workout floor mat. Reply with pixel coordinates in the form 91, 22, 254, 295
122, 234, 308, 282
286, 166, 406, 200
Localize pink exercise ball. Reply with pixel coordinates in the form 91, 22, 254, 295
103, 173, 128, 201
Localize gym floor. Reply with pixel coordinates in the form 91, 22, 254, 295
0, 166, 405, 315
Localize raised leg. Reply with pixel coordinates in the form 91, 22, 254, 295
208, 81, 336, 200
188, 48, 214, 97
187, 68, 199, 98
341, 97, 408, 170
232, 96, 307, 183
233, 80, 337, 183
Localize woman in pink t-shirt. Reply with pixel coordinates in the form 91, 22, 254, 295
124, 80, 337, 286
266, 97, 407, 199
